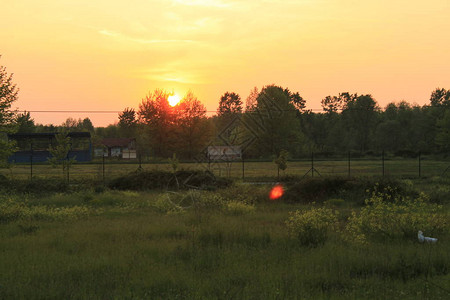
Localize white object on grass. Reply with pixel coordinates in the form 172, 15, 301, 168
418, 230, 438, 243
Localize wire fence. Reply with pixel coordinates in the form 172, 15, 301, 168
2, 152, 450, 183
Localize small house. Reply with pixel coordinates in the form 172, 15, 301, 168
96, 137, 137, 159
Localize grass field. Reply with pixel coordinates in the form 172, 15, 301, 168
2, 157, 450, 181
0, 177, 449, 299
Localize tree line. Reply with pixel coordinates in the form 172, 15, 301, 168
2, 57, 450, 161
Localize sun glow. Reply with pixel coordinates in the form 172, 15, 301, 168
168, 94, 181, 106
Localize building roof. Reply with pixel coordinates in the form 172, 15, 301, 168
101, 137, 135, 148
8, 132, 91, 140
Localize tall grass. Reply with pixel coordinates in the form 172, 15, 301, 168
0, 180, 449, 299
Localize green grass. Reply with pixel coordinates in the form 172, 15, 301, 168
2, 157, 450, 181
0, 181, 449, 299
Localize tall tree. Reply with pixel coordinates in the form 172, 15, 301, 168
285, 88, 306, 112
245, 85, 304, 157
341, 94, 379, 152
217, 92, 242, 116
217, 92, 243, 145
245, 87, 259, 111
0, 59, 19, 166
174, 92, 211, 159
430, 88, 450, 107
16, 111, 35, 133
435, 109, 450, 151
321, 93, 356, 113
118, 107, 137, 137
138, 89, 173, 157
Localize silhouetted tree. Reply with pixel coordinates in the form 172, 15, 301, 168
217, 92, 242, 116
0, 58, 19, 167
16, 111, 35, 133
138, 89, 173, 157
342, 94, 379, 152
174, 91, 211, 159
430, 88, 450, 107
118, 107, 137, 137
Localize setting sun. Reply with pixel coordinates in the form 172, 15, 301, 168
168, 94, 181, 106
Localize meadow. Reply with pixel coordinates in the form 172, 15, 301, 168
0, 170, 449, 299
2, 155, 450, 181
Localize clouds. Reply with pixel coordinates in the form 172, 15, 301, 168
171, 0, 232, 8
2, 0, 450, 126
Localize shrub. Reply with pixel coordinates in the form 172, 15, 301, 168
285, 207, 338, 247
0, 198, 89, 223
346, 189, 447, 244
108, 170, 232, 191
0, 178, 69, 194
217, 184, 266, 205
153, 195, 184, 214
194, 193, 225, 210
283, 177, 350, 203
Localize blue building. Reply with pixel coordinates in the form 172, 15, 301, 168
8, 132, 92, 163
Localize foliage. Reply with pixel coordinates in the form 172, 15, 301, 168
118, 107, 137, 138
243, 85, 304, 157
137, 89, 211, 159
61, 117, 94, 132
138, 89, 172, 157
0, 198, 89, 223
173, 91, 211, 159
15, 111, 35, 133
153, 195, 184, 214
168, 153, 179, 172
108, 170, 232, 191
47, 131, 76, 180
0, 59, 19, 167
0, 185, 449, 299
284, 177, 351, 203
285, 207, 339, 246
274, 149, 288, 176
0, 177, 70, 194
430, 87, 450, 107
194, 193, 225, 210
346, 188, 447, 244
217, 92, 242, 116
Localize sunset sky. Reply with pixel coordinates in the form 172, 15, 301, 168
1, 0, 449, 126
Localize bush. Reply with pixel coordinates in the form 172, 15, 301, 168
346, 189, 448, 244
0, 198, 89, 223
153, 195, 184, 214
108, 170, 232, 191
283, 177, 350, 203
194, 192, 225, 210
217, 184, 266, 205
285, 207, 338, 247
0, 178, 69, 194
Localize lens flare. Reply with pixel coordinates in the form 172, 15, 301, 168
269, 185, 284, 200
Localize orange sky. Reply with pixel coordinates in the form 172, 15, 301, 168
1, 0, 449, 126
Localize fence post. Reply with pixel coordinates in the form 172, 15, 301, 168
311, 152, 314, 178
382, 150, 385, 177
348, 151, 351, 178
30, 141, 33, 181
102, 153, 105, 183
242, 154, 245, 181
418, 151, 421, 178
67, 158, 70, 184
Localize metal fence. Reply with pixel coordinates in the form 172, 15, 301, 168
2, 152, 450, 183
